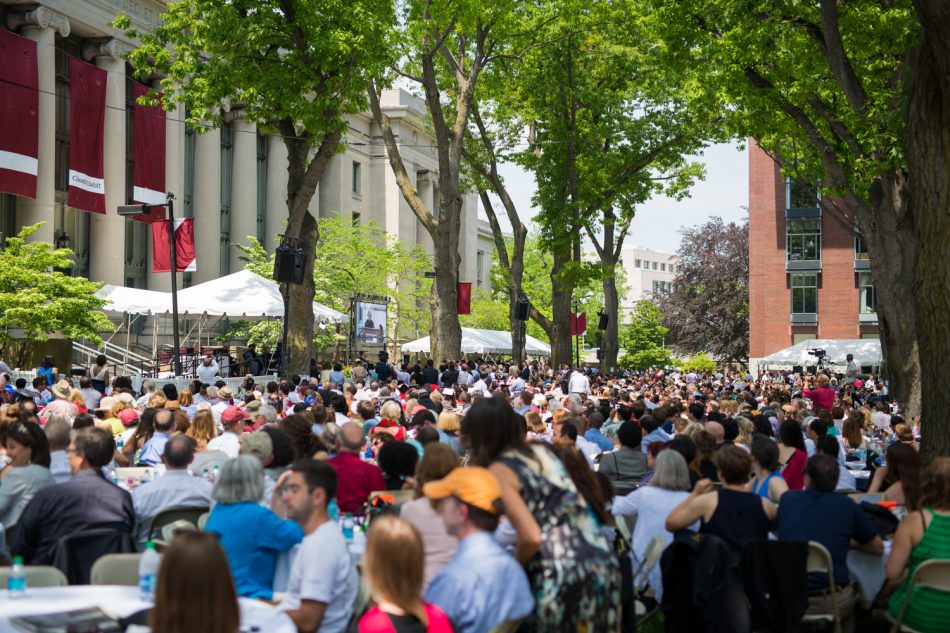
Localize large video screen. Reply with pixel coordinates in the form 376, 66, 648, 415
355, 301, 387, 344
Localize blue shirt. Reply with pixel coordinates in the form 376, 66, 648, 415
777, 489, 878, 589
205, 501, 303, 599
641, 428, 672, 454
584, 428, 614, 452
425, 531, 534, 633
137, 432, 172, 467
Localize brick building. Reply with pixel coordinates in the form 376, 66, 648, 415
748, 142, 879, 369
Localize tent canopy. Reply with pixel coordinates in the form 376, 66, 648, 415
95, 270, 346, 323
401, 328, 552, 357
759, 339, 882, 368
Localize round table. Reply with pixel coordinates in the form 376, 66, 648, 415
0, 585, 295, 633
847, 539, 892, 608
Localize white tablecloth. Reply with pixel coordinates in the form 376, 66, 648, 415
847, 539, 892, 608
0, 585, 295, 633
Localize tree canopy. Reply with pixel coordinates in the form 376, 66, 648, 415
619, 300, 672, 370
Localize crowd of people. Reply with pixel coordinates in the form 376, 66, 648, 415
0, 352, 948, 633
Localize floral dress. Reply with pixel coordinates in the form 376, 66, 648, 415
499, 444, 621, 632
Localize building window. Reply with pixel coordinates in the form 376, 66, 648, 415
858, 272, 875, 314
652, 261, 657, 270
787, 178, 820, 210
124, 72, 146, 287
256, 132, 267, 244
634, 259, 641, 268
854, 233, 869, 261
476, 250, 486, 288
669, 264, 674, 273
786, 218, 822, 261
352, 161, 362, 196
220, 122, 233, 276
660, 263, 666, 272
791, 273, 818, 314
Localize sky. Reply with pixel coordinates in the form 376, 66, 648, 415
485, 141, 750, 254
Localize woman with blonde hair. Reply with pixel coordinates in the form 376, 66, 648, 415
68, 388, 87, 414
359, 515, 454, 632
179, 388, 197, 419
186, 408, 217, 452
436, 411, 460, 454
400, 444, 460, 591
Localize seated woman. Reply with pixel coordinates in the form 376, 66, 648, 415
750, 436, 788, 504
204, 455, 302, 599
777, 419, 808, 490
377, 439, 419, 490
612, 450, 695, 602
0, 420, 55, 528
666, 444, 776, 552
869, 442, 922, 509
885, 457, 950, 633
597, 421, 647, 496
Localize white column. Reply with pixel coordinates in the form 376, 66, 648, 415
229, 113, 257, 271
264, 134, 288, 254
147, 93, 185, 291
14, 8, 70, 244
191, 127, 220, 283
88, 49, 127, 286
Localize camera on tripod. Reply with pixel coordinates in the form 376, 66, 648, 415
807, 348, 827, 359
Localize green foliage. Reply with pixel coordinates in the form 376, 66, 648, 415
619, 300, 672, 369
229, 214, 431, 353
0, 223, 112, 348
677, 353, 718, 374
114, 0, 394, 137
459, 289, 550, 343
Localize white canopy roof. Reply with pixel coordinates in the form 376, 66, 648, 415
759, 339, 882, 368
402, 328, 552, 357
95, 270, 346, 323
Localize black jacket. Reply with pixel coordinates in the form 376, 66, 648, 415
741, 539, 809, 633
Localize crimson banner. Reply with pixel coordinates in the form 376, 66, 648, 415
67, 58, 106, 214
0, 30, 39, 198
457, 282, 472, 315
132, 82, 166, 223
152, 218, 196, 272
571, 312, 587, 336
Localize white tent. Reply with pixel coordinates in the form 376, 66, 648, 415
758, 339, 882, 370
401, 327, 552, 357
95, 284, 177, 316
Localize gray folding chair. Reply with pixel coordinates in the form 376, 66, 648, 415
887, 558, 950, 633
800, 541, 840, 633
90, 553, 142, 586
0, 565, 68, 587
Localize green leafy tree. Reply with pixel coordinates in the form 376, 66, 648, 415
116, 0, 394, 377
619, 300, 672, 370
678, 353, 718, 375
230, 214, 431, 359
0, 224, 112, 367
643, 0, 950, 457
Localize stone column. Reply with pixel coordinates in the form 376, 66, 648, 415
11, 7, 70, 244
147, 91, 185, 291
191, 127, 221, 283
264, 134, 288, 254
88, 41, 127, 286
229, 112, 258, 272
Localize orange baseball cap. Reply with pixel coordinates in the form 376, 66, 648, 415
423, 467, 502, 515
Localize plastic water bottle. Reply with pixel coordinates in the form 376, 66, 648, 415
202, 468, 210, 482
7, 556, 26, 598
342, 513, 355, 543
212, 465, 220, 484
139, 541, 160, 601
116, 436, 124, 451
328, 498, 340, 524
110, 469, 119, 485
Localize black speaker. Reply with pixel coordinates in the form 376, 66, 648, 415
274, 245, 306, 284
598, 312, 609, 330
515, 297, 529, 320
792, 365, 804, 374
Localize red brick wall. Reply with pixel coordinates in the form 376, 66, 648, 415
748, 141, 865, 358
748, 142, 790, 357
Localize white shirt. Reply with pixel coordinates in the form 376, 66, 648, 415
196, 360, 220, 384
279, 520, 358, 633
568, 372, 590, 395
132, 470, 213, 545
472, 379, 491, 397
211, 400, 230, 424
206, 432, 241, 459
575, 435, 601, 465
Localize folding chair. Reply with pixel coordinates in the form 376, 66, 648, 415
147, 506, 210, 542
0, 565, 68, 587
633, 536, 666, 627
90, 553, 142, 586
887, 559, 950, 633
801, 541, 841, 633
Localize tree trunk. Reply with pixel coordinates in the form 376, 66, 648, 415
906, 0, 950, 461
602, 272, 620, 372
550, 251, 574, 367
282, 210, 317, 377
430, 223, 462, 363
509, 278, 527, 363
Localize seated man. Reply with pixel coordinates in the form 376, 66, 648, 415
328, 422, 385, 513
777, 454, 883, 632
138, 409, 176, 467
132, 434, 214, 545
424, 467, 534, 633
12, 427, 135, 565
277, 459, 358, 633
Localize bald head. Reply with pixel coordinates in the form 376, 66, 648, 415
338, 422, 365, 453
705, 421, 725, 444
